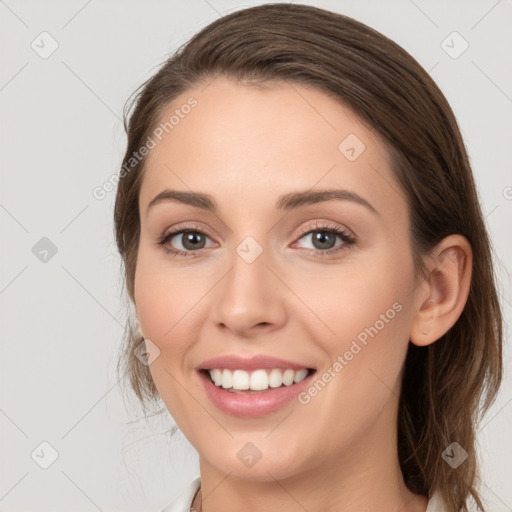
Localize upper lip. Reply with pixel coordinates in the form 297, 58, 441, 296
197, 355, 314, 371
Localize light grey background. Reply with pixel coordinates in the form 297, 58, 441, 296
1, 0, 511, 510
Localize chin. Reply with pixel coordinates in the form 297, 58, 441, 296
199, 441, 311, 482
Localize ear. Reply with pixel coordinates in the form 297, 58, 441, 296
410, 234, 472, 347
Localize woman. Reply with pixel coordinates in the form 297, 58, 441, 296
114, 4, 503, 511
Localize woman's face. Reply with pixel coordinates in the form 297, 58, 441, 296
135, 77, 420, 481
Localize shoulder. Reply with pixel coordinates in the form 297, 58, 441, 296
161, 477, 201, 512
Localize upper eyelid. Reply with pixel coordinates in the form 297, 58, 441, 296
162, 222, 215, 238
295, 222, 353, 237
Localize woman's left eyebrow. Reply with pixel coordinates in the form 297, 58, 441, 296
146, 188, 379, 216
276, 189, 379, 216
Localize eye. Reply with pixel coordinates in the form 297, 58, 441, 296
157, 226, 216, 256
293, 222, 356, 255
157, 222, 356, 258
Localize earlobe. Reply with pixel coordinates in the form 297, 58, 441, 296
410, 235, 472, 347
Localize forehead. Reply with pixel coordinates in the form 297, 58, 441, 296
139, 77, 404, 219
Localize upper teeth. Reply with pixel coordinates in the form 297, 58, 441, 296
208, 368, 309, 391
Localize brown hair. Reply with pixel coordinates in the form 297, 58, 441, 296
114, 4, 503, 511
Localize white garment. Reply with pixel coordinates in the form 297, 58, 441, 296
161, 477, 447, 511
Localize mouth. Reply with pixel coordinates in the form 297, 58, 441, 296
197, 365, 317, 418
202, 367, 315, 394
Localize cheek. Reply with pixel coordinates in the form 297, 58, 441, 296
294, 253, 413, 347
134, 263, 171, 344
133, 248, 212, 417
294, 249, 414, 403
134, 244, 205, 341
134, 262, 188, 425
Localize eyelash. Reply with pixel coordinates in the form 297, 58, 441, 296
156, 222, 356, 258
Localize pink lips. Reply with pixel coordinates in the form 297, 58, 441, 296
196, 354, 315, 418
197, 354, 311, 371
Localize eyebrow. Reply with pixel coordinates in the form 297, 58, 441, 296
146, 188, 379, 215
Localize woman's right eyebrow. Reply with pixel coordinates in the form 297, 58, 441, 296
146, 188, 379, 216
146, 189, 216, 214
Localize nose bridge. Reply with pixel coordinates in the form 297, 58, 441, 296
212, 236, 286, 334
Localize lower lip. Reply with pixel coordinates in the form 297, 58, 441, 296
198, 370, 315, 418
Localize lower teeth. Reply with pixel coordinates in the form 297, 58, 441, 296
226, 387, 283, 394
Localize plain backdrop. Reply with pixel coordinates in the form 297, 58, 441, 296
1, 0, 511, 510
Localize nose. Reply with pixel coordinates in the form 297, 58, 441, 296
211, 246, 287, 337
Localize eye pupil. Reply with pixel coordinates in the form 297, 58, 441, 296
183, 231, 205, 250
312, 231, 336, 250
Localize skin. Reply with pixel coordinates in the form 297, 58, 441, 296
134, 77, 472, 512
